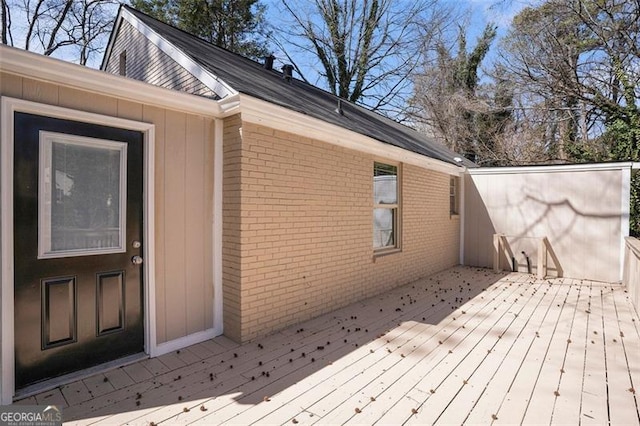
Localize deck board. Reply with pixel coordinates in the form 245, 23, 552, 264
13, 267, 640, 426
550, 283, 589, 425
580, 281, 610, 424
520, 280, 581, 424
435, 275, 550, 425
321, 274, 523, 425
462, 277, 557, 425
375, 276, 530, 426
602, 285, 640, 425
489, 279, 571, 425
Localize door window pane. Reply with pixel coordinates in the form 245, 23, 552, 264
39, 132, 127, 258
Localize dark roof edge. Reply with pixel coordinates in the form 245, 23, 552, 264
112, 6, 473, 169
100, 4, 126, 71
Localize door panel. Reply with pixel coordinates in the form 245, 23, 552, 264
13, 112, 144, 390
96, 271, 125, 335
41, 277, 76, 348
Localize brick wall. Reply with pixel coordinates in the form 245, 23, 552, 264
223, 118, 460, 342
223, 115, 243, 341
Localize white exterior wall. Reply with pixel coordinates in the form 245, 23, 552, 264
464, 164, 633, 283
103, 20, 217, 99
623, 238, 640, 313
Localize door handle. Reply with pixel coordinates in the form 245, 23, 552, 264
131, 255, 143, 265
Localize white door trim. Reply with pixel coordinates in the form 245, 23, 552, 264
0, 97, 156, 404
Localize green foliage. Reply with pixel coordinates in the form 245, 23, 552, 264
130, 0, 270, 59
130, 0, 174, 22
607, 117, 640, 162
605, 116, 640, 237
421, 23, 506, 164
631, 173, 640, 237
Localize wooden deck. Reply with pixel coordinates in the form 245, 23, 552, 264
15, 266, 640, 425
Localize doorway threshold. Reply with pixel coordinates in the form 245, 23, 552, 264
14, 352, 148, 401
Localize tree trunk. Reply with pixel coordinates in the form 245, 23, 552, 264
1, 0, 8, 45
44, 0, 73, 56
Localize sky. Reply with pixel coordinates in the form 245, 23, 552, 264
5, 0, 532, 78
258, 0, 533, 104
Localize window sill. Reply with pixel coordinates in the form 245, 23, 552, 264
373, 247, 402, 260
450, 213, 460, 219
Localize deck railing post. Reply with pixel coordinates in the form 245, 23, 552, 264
537, 237, 547, 280
493, 234, 502, 272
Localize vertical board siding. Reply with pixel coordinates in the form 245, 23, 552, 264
623, 238, 640, 313
163, 111, 188, 341
1, 72, 217, 346
204, 120, 215, 328
464, 169, 624, 282
22, 78, 59, 104
103, 21, 217, 99
227, 121, 460, 341
0, 72, 23, 98
59, 86, 117, 117
185, 114, 207, 335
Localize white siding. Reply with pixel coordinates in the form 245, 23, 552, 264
104, 21, 217, 99
464, 166, 628, 283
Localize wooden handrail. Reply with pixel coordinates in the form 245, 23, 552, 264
493, 234, 562, 279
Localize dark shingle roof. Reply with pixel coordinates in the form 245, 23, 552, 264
123, 5, 471, 167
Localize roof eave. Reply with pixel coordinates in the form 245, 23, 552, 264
237, 94, 465, 175
0, 45, 222, 118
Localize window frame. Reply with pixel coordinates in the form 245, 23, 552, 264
38, 131, 128, 259
450, 176, 459, 216
373, 160, 401, 255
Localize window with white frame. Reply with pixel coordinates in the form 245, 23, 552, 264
373, 162, 399, 251
450, 176, 459, 215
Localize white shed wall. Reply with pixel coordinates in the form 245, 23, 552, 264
464, 164, 632, 283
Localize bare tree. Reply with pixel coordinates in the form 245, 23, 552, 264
410, 22, 508, 165
273, 0, 456, 118
498, 0, 640, 161
2, 0, 119, 66
1, 0, 11, 45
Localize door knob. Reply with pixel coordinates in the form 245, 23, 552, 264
131, 255, 143, 265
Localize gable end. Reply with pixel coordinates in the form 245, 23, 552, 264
103, 19, 219, 99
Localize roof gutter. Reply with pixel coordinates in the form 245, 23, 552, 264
238, 94, 465, 176
467, 162, 637, 175
217, 93, 241, 117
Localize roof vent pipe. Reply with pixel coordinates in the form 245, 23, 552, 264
282, 64, 294, 82
264, 55, 275, 71
335, 99, 344, 116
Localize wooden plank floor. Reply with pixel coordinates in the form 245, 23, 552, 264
14, 266, 640, 425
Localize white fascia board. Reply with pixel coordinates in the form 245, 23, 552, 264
0, 45, 221, 118
121, 8, 237, 100
239, 95, 464, 176
467, 162, 636, 175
